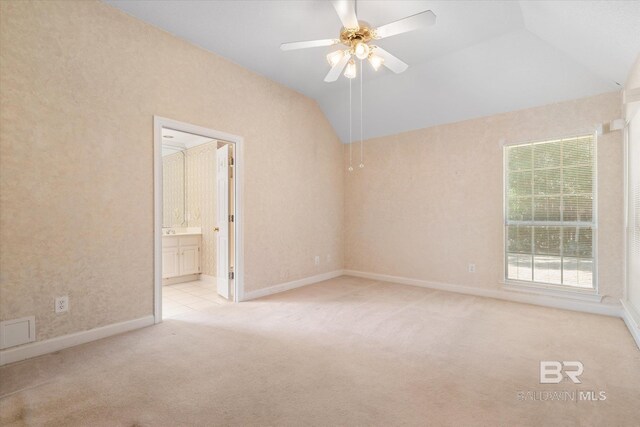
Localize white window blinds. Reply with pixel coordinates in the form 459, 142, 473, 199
504, 135, 596, 288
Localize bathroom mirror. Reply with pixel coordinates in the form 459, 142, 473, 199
161, 129, 219, 229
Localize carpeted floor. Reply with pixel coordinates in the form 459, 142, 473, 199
1, 276, 639, 426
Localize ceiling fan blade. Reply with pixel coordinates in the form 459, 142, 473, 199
373, 10, 436, 39
324, 53, 351, 82
372, 46, 408, 74
280, 39, 339, 51
331, 0, 359, 29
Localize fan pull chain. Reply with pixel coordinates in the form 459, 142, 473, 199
359, 60, 364, 169
348, 76, 353, 172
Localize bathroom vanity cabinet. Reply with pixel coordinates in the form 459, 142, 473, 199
162, 234, 201, 283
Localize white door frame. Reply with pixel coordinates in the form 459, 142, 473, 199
153, 116, 245, 323
215, 144, 231, 299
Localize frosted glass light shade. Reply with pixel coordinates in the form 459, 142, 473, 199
326, 50, 344, 66
368, 54, 384, 71
354, 42, 370, 60
344, 60, 357, 79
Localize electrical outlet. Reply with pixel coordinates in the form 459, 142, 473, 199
55, 296, 69, 313
468, 264, 476, 273
314, 255, 320, 266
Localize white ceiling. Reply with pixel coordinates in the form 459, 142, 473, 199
161, 128, 214, 156
106, 1, 640, 142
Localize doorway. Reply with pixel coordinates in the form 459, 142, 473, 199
153, 117, 244, 323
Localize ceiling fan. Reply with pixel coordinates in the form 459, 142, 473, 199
280, 0, 436, 82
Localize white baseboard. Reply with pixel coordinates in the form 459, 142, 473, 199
242, 270, 344, 301
0, 315, 154, 366
3, 274, 632, 366
621, 299, 640, 349
344, 270, 622, 317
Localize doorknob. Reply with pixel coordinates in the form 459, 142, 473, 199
213, 227, 219, 232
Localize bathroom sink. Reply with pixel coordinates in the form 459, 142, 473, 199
163, 227, 202, 236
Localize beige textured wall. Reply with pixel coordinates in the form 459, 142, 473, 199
345, 92, 624, 303
0, 1, 344, 341
625, 57, 640, 312
626, 54, 640, 89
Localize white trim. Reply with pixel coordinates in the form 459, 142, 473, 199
621, 299, 640, 349
622, 93, 639, 320
503, 280, 602, 302
242, 270, 344, 301
623, 99, 629, 303
501, 129, 598, 147
154, 116, 245, 324
344, 270, 621, 317
0, 315, 154, 366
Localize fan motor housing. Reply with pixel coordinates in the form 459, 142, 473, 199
340, 23, 374, 47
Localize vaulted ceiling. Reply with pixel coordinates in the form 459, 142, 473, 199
105, 1, 640, 142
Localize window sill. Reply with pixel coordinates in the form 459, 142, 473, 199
502, 280, 603, 303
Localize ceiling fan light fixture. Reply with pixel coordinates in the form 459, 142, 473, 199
354, 41, 370, 60
344, 60, 357, 79
368, 53, 384, 71
326, 50, 344, 67
281, 1, 437, 172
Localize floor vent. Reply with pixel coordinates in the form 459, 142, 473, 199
0, 316, 36, 349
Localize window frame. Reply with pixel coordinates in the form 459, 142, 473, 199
502, 132, 599, 295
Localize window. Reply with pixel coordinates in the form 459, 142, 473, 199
504, 135, 596, 289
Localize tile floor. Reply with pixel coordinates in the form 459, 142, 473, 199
162, 279, 230, 318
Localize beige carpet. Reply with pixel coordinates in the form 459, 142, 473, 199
1, 276, 639, 426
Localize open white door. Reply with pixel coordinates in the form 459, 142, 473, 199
216, 144, 230, 299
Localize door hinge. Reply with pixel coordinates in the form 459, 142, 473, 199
229, 271, 234, 280
229, 156, 234, 166
229, 214, 234, 222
